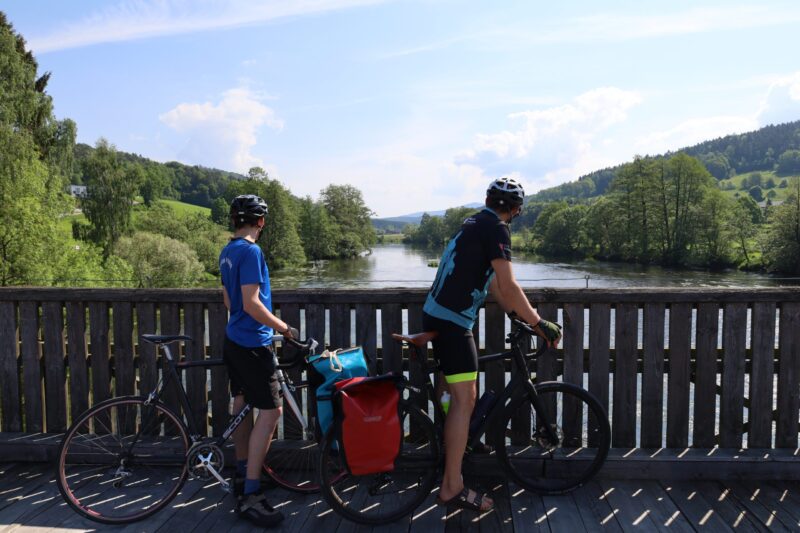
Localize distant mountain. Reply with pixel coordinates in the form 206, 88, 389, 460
532, 119, 800, 203
372, 202, 483, 231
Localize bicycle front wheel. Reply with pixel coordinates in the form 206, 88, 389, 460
319, 405, 440, 525
263, 393, 326, 493
496, 381, 610, 494
56, 396, 190, 524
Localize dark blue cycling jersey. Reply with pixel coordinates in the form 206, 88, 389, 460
423, 208, 511, 329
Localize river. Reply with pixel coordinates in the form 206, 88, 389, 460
271, 243, 796, 289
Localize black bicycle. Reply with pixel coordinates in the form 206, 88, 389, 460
318, 315, 611, 524
55, 333, 324, 524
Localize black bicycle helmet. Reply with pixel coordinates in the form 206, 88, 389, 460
230, 194, 268, 224
486, 177, 525, 208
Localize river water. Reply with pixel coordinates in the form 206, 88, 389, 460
272, 243, 796, 289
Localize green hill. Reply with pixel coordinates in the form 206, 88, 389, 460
532, 119, 800, 203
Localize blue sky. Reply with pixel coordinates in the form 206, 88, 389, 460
4, 0, 800, 216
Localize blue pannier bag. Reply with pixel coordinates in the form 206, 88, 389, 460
307, 346, 369, 440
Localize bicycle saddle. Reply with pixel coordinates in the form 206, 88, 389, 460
391, 331, 438, 348
140, 334, 193, 345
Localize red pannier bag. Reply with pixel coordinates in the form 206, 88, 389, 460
332, 374, 404, 476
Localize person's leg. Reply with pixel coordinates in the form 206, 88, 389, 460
439, 378, 475, 498
244, 406, 281, 491
232, 395, 253, 474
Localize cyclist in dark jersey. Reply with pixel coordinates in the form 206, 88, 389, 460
425, 177, 562, 513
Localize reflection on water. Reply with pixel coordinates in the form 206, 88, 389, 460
272, 244, 796, 289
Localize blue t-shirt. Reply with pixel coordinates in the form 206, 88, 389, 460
219, 238, 274, 348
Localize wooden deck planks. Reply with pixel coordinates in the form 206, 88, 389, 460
0, 463, 798, 532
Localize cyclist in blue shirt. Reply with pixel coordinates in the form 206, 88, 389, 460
425, 177, 562, 513
219, 194, 295, 527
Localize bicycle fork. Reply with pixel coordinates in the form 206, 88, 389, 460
522, 379, 561, 447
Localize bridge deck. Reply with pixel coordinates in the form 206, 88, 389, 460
1, 463, 799, 532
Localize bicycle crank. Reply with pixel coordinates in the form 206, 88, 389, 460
187, 443, 230, 491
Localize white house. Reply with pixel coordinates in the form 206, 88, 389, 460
69, 185, 87, 198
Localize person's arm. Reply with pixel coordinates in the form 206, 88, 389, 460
241, 284, 293, 338
490, 259, 541, 325
222, 286, 231, 311
490, 258, 560, 347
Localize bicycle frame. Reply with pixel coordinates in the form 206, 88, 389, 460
145, 337, 313, 457
411, 328, 560, 450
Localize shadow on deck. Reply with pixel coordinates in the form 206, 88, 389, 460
1, 462, 799, 532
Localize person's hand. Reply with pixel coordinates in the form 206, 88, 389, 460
533, 319, 562, 348
281, 325, 297, 340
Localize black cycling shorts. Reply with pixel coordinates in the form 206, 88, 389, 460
422, 312, 478, 383
223, 337, 282, 410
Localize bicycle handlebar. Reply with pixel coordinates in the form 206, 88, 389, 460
273, 335, 318, 369
507, 314, 550, 359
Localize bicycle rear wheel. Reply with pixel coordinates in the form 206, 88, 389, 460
496, 381, 610, 494
319, 405, 440, 525
56, 396, 190, 524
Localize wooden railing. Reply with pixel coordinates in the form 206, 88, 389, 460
0, 287, 798, 454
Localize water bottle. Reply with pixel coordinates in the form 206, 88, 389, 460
440, 391, 451, 415
469, 390, 496, 436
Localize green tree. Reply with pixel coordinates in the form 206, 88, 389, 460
320, 184, 376, 257
115, 232, 206, 287
210, 197, 229, 226
298, 197, 340, 260
748, 186, 764, 202
763, 178, 800, 274
736, 195, 764, 224
0, 13, 75, 285
140, 163, 170, 206
442, 207, 476, 239
537, 205, 589, 257
693, 189, 734, 267
226, 177, 306, 269
51, 243, 133, 287
777, 150, 800, 175
81, 139, 141, 258
134, 202, 228, 275
729, 199, 758, 267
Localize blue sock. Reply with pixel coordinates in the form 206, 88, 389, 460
244, 478, 260, 496
236, 460, 247, 477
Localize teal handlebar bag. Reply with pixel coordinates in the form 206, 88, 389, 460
307, 346, 369, 440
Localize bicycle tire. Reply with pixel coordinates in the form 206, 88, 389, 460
319, 404, 440, 525
262, 395, 326, 493
55, 396, 190, 524
496, 381, 610, 494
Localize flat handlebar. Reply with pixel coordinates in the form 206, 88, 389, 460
273, 335, 318, 369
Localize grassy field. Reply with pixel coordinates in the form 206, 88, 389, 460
57, 198, 211, 235
718, 171, 799, 203
159, 199, 211, 216
377, 233, 405, 244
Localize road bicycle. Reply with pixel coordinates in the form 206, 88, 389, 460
55, 333, 323, 524
318, 315, 612, 525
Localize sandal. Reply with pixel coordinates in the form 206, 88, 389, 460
436, 487, 494, 512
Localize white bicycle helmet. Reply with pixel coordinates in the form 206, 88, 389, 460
486, 177, 525, 208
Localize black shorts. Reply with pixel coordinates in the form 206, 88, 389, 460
422, 312, 478, 383
223, 337, 282, 410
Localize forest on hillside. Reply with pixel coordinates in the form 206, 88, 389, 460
0, 13, 375, 288
405, 153, 800, 274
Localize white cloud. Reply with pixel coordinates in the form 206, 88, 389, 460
758, 72, 800, 126
532, 5, 800, 44
383, 5, 800, 58
457, 87, 642, 191
636, 116, 758, 155
159, 87, 282, 172
29, 0, 389, 53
